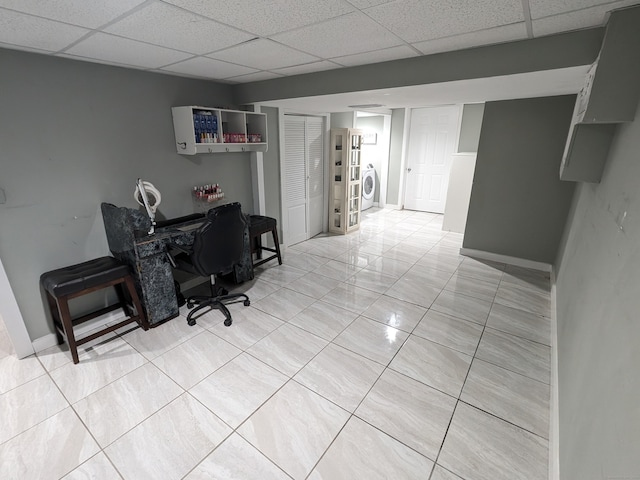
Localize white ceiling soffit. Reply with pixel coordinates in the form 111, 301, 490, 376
259, 66, 592, 113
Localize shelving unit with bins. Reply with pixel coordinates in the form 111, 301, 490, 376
171, 106, 267, 155
329, 128, 363, 234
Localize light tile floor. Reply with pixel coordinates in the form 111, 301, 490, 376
0, 208, 552, 479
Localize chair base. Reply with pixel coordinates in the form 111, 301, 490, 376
185, 292, 250, 326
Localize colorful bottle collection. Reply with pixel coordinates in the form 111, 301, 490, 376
193, 183, 224, 202
193, 111, 218, 144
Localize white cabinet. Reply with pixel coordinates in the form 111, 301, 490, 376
171, 106, 267, 155
329, 128, 362, 234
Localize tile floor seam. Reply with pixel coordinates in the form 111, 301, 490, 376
483, 324, 552, 348
426, 293, 495, 479
2, 209, 554, 479
456, 398, 550, 441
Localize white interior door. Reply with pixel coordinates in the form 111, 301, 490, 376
405, 105, 460, 213
283, 115, 325, 246
306, 117, 324, 239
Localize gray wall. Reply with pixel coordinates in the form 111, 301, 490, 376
0, 48, 254, 340
458, 103, 485, 153
233, 29, 603, 105
387, 109, 406, 206
262, 107, 282, 238
330, 112, 355, 129
554, 97, 640, 479
355, 115, 385, 203
463, 95, 576, 263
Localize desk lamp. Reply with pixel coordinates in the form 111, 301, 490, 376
134, 179, 161, 235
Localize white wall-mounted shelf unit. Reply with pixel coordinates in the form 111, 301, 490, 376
329, 128, 363, 234
171, 106, 267, 155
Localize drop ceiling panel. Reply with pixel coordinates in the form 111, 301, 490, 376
0, 0, 147, 29
347, 0, 396, 8
227, 71, 284, 83
0, 9, 89, 52
532, 0, 640, 35
104, 2, 254, 55
272, 11, 404, 58
164, 0, 354, 36
208, 39, 319, 70
529, 0, 619, 19
332, 45, 419, 67
364, 0, 525, 43
274, 61, 341, 76
161, 56, 257, 80
413, 23, 528, 56
65, 33, 192, 69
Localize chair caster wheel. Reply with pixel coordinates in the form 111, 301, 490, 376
187, 303, 195, 310
224, 318, 232, 327
187, 318, 196, 326
243, 300, 250, 306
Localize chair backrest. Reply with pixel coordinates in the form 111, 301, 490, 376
190, 202, 246, 277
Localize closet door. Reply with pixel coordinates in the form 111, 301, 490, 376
283, 115, 325, 246
284, 116, 308, 246
306, 117, 324, 239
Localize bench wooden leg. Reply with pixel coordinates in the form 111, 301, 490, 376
57, 296, 80, 364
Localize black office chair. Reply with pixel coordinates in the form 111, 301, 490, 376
169, 202, 250, 326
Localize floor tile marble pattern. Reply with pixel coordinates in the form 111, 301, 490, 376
0, 208, 552, 479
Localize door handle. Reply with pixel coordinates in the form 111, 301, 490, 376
407, 167, 412, 172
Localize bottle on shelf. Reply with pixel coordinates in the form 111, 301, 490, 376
192, 182, 225, 202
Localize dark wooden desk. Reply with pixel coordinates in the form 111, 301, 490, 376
101, 203, 253, 326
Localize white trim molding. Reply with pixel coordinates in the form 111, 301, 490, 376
459, 247, 552, 272
549, 269, 560, 480
0, 257, 33, 359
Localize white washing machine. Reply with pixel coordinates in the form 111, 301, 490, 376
362, 164, 376, 210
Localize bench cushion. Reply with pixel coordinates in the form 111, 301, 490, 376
249, 215, 277, 235
41, 256, 130, 298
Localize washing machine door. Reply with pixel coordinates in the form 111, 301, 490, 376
363, 170, 375, 199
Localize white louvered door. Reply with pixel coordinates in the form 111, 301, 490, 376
283, 115, 325, 246
306, 117, 324, 240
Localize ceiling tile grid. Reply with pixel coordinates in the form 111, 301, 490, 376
0, 0, 638, 85
163, 0, 355, 36
363, 0, 525, 43
207, 38, 320, 70
332, 45, 420, 67
271, 11, 405, 58
65, 32, 193, 69
104, 2, 254, 55
0, 9, 89, 52
529, 0, 620, 19
160, 55, 257, 79
0, 0, 147, 29
272, 60, 342, 76
412, 23, 528, 56
532, 0, 640, 35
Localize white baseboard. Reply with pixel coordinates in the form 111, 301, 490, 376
459, 248, 552, 272
383, 204, 402, 210
31, 333, 59, 353
549, 270, 560, 480
31, 309, 128, 353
